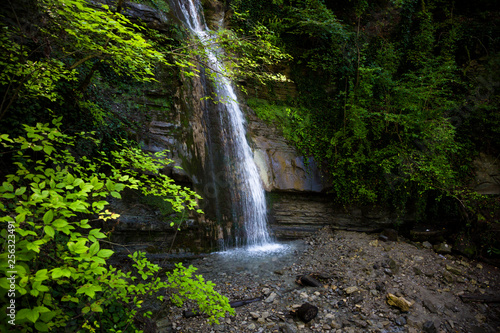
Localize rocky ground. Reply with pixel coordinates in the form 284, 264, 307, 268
153, 227, 500, 333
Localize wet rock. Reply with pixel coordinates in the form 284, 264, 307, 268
434, 242, 452, 254
247, 323, 256, 330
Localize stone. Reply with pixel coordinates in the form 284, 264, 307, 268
422, 241, 432, 249
395, 316, 407, 326
353, 295, 364, 304
265, 292, 277, 303
423, 320, 438, 333
386, 293, 412, 312
446, 264, 462, 276
434, 242, 452, 254
471, 152, 500, 194
247, 323, 256, 330
250, 312, 260, 319
280, 322, 298, 333
423, 299, 438, 314
442, 271, 455, 283
380, 228, 398, 241
345, 286, 359, 294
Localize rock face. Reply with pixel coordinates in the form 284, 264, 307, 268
104, 0, 401, 243
268, 193, 396, 239
471, 153, 500, 195
245, 108, 325, 193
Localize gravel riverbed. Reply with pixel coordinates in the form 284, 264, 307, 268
154, 227, 500, 333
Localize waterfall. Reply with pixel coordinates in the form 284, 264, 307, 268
170, 0, 276, 249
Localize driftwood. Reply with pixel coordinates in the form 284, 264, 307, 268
460, 294, 500, 303
183, 296, 263, 318
295, 273, 333, 287
291, 303, 318, 323
296, 274, 323, 287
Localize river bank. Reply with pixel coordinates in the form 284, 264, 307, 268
154, 227, 500, 333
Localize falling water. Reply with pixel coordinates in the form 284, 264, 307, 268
170, 0, 279, 250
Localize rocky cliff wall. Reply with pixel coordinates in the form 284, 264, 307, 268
108, 0, 402, 241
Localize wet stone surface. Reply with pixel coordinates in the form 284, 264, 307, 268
155, 227, 500, 333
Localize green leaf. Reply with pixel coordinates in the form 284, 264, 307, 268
90, 302, 103, 312
89, 241, 99, 256
110, 191, 121, 199
43, 210, 54, 224
18, 308, 39, 323
51, 267, 71, 279
35, 321, 49, 332
52, 219, 68, 228
16, 211, 27, 223
15, 187, 27, 195
43, 145, 54, 155
44, 226, 55, 238
2, 181, 14, 192
97, 249, 113, 259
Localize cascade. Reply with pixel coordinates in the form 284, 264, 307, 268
169, 0, 277, 249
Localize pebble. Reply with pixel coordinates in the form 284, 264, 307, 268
265, 292, 277, 303
345, 286, 358, 294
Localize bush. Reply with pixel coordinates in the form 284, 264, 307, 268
0, 118, 233, 332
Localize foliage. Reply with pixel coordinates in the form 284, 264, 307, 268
0, 0, 167, 123
42, 0, 165, 80
0, 119, 233, 332
231, 0, 500, 228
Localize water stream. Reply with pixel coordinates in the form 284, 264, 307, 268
170, 0, 280, 251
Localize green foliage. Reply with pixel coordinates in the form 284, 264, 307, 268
42, 0, 165, 80
0, 119, 232, 332
166, 263, 235, 322
0, 0, 167, 123
232, 0, 500, 229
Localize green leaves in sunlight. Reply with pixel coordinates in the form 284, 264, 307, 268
0, 118, 232, 332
